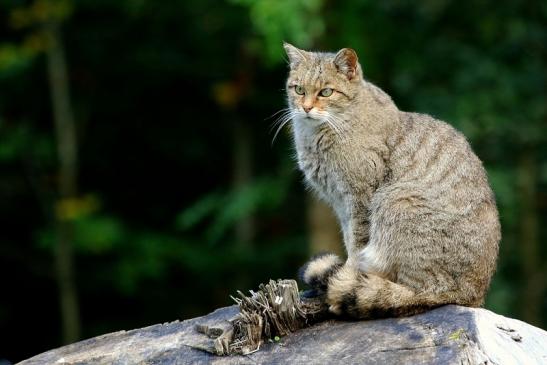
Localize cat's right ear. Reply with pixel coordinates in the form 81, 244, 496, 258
333, 48, 358, 80
283, 42, 308, 69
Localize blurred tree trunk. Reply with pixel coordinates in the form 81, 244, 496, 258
517, 150, 543, 326
45, 21, 81, 344
232, 119, 254, 247
306, 196, 343, 257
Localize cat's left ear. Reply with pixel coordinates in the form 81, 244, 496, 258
333, 48, 358, 80
283, 42, 309, 68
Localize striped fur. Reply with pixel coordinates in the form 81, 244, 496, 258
298, 253, 342, 291
284, 43, 500, 319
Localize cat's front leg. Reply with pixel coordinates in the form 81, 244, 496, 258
343, 199, 370, 263
299, 200, 370, 297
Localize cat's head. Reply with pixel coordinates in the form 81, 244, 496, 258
283, 43, 363, 123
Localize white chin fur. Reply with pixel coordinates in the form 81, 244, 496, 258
292, 110, 327, 143
293, 112, 326, 127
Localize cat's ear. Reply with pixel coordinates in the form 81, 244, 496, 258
283, 42, 309, 68
333, 48, 358, 80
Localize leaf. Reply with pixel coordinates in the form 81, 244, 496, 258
175, 191, 224, 230
175, 174, 291, 244
55, 195, 100, 221
448, 328, 465, 341
229, 0, 326, 64
72, 215, 125, 254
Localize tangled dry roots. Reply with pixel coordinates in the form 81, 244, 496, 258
196, 279, 329, 355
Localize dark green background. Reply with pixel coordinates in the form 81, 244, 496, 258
1, 0, 545, 362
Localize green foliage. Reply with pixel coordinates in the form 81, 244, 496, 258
37, 212, 122, 254
0, 43, 35, 76
0, 0, 74, 77
176, 175, 291, 244
230, 0, 325, 64
0, 123, 33, 161
0, 122, 55, 164
73, 215, 125, 254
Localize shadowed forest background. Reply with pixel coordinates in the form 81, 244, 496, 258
0, 0, 546, 362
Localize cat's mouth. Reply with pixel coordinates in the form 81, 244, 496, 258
298, 112, 321, 122
293, 110, 325, 125
300, 116, 323, 125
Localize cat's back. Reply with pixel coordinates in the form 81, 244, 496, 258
387, 111, 493, 208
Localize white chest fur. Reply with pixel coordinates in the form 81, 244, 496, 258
292, 118, 351, 244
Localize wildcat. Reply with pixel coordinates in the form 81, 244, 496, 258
280, 43, 500, 318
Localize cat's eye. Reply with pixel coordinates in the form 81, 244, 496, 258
294, 85, 305, 95
319, 88, 333, 97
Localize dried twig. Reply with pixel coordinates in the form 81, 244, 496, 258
196, 279, 329, 355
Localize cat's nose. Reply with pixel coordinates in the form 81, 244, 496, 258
303, 106, 313, 113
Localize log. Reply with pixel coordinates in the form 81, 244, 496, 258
19, 280, 547, 364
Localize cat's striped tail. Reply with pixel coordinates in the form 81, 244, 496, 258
299, 253, 468, 319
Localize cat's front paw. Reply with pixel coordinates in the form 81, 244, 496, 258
298, 252, 342, 291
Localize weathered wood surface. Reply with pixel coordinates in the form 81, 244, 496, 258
20, 305, 547, 365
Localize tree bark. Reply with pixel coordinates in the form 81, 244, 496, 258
45, 20, 81, 344
232, 119, 255, 247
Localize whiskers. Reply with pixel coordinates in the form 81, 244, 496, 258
322, 112, 349, 142
268, 108, 349, 145
269, 108, 294, 145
